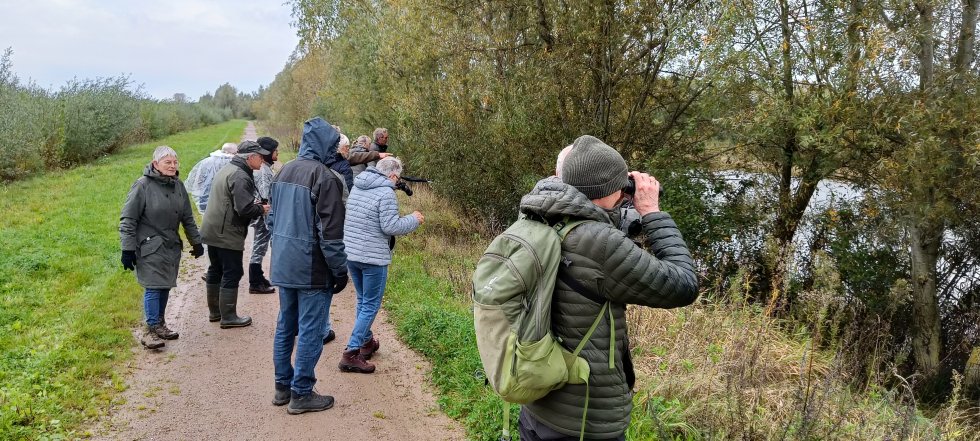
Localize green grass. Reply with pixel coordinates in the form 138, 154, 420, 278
0, 120, 247, 439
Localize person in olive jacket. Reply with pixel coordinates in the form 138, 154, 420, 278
518, 135, 699, 441
120, 146, 205, 350
199, 140, 270, 329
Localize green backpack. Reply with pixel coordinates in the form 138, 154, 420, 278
473, 217, 612, 440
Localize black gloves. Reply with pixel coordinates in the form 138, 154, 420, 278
332, 274, 349, 294
191, 243, 205, 258
121, 250, 137, 271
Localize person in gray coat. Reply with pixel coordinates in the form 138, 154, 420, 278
200, 140, 270, 328
120, 146, 205, 350
338, 157, 424, 373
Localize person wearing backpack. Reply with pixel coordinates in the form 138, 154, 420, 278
516, 135, 699, 440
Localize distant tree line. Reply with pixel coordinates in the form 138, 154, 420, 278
258, 0, 980, 402
0, 48, 239, 181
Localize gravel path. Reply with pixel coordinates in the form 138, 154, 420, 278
91, 122, 465, 441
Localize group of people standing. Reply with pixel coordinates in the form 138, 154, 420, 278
118, 121, 699, 439
118, 117, 423, 415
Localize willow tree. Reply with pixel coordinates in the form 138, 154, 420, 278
868, 0, 980, 384
711, 0, 880, 309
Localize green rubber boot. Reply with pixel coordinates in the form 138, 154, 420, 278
218, 287, 252, 329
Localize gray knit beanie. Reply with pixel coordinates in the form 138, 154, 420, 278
560, 135, 629, 199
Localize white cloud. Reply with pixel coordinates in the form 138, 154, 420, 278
0, 0, 299, 99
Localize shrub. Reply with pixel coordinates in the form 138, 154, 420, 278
55, 77, 142, 166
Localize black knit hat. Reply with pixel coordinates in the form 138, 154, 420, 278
560, 135, 629, 199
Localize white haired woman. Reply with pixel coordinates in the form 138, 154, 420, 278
339, 157, 424, 373
120, 146, 205, 349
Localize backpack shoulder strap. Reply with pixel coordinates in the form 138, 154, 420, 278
553, 218, 587, 240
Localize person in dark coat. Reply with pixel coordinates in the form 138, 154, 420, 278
200, 140, 270, 329
519, 135, 699, 440
268, 117, 349, 414
248, 136, 279, 294
330, 134, 354, 191
120, 146, 205, 350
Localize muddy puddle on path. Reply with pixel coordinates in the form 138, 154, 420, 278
89, 123, 466, 441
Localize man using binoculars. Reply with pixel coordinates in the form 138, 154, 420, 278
517, 135, 699, 440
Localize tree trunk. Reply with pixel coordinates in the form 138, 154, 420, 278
909, 220, 943, 374
967, 347, 980, 388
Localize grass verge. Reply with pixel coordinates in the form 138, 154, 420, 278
0, 120, 247, 439
387, 186, 980, 441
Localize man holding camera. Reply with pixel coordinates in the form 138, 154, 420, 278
517, 135, 699, 440
200, 140, 271, 329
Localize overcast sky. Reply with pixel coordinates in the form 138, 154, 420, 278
0, 0, 300, 100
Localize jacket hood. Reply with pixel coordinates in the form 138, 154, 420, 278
209, 150, 232, 158
298, 117, 340, 166
519, 176, 610, 223
144, 162, 178, 185
354, 167, 395, 191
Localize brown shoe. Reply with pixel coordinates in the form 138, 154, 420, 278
153, 323, 179, 340
359, 337, 380, 360
140, 327, 165, 350
339, 349, 375, 373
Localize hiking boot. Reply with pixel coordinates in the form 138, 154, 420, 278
286, 390, 334, 415
339, 348, 375, 373
206, 284, 221, 322
140, 327, 165, 350
248, 264, 275, 294
359, 337, 380, 360
272, 383, 290, 406
218, 287, 252, 329
153, 323, 179, 340
322, 330, 336, 345
249, 282, 276, 294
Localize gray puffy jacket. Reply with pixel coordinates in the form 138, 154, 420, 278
343, 167, 419, 266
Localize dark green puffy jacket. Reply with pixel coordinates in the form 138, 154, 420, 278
520, 177, 699, 439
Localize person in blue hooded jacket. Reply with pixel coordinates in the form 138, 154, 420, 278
267, 117, 349, 415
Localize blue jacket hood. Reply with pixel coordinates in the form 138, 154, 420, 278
299, 117, 340, 166
354, 167, 395, 191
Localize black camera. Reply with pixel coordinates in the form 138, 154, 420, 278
395, 179, 413, 196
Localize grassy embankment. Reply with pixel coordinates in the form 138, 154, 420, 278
0, 120, 247, 439
385, 186, 980, 441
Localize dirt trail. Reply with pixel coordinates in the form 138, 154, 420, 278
92, 122, 465, 441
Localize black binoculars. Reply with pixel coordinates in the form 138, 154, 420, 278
623, 176, 664, 199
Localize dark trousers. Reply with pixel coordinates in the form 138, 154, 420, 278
519, 408, 625, 441
206, 246, 244, 289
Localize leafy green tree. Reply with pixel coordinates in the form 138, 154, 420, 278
867, 0, 980, 383
710, 0, 881, 310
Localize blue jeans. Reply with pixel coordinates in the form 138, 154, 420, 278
144, 288, 170, 327
273, 287, 330, 395
346, 261, 388, 351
